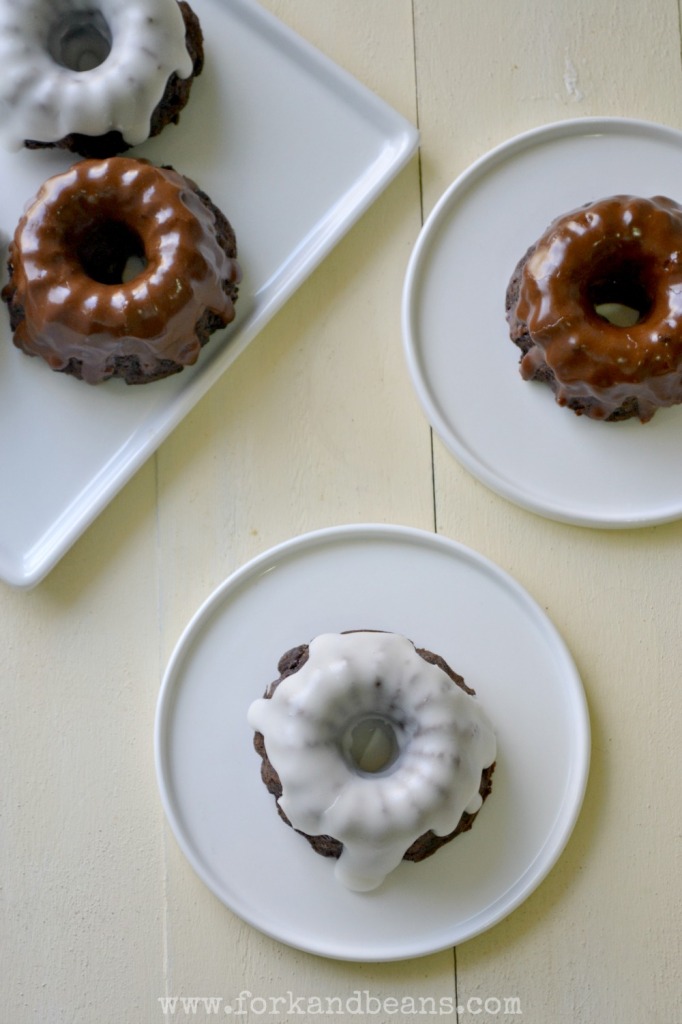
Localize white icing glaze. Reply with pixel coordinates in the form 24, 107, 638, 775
0, 0, 194, 150
248, 632, 496, 892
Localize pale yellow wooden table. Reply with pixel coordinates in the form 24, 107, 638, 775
1, 1, 681, 1021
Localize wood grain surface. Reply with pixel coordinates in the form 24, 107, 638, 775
1, 1, 680, 1021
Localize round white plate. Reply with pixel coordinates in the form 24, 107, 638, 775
403, 117, 682, 528
155, 524, 589, 961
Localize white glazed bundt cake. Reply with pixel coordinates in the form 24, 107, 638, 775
0, 0, 203, 157
248, 631, 497, 892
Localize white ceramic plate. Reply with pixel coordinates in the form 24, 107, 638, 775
0, 0, 418, 588
403, 117, 682, 528
155, 524, 590, 962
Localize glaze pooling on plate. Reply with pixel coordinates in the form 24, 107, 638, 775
248, 631, 497, 892
0, 0, 193, 150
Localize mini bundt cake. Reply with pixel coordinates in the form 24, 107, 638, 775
0, 0, 203, 158
248, 631, 496, 892
506, 195, 682, 422
2, 156, 241, 384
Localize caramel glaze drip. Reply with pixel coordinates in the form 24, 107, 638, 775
509, 195, 682, 422
4, 157, 241, 383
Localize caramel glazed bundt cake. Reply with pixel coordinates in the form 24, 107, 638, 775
0, 0, 203, 158
506, 195, 682, 423
1, 157, 241, 384
248, 631, 497, 892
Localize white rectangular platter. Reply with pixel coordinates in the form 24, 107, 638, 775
0, 0, 418, 587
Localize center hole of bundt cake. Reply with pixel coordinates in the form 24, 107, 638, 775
587, 260, 652, 327
48, 10, 113, 72
342, 716, 400, 775
76, 221, 148, 285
